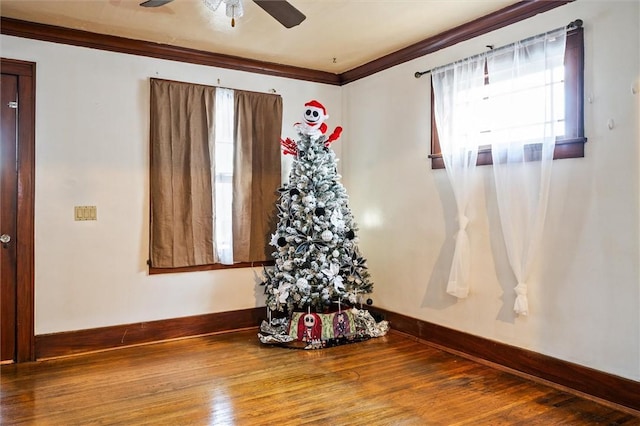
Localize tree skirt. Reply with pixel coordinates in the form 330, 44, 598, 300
258, 307, 389, 350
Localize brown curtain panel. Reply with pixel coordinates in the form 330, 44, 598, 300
233, 91, 283, 262
149, 79, 216, 267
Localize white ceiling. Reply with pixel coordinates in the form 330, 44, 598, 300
1, 0, 518, 74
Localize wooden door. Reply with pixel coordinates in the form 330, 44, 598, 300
1, 73, 18, 362
0, 58, 35, 363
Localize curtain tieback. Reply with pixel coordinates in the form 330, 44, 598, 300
458, 215, 469, 231
514, 282, 527, 296
514, 282, 529, 316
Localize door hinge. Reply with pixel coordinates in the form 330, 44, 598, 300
8, 101, 18, 109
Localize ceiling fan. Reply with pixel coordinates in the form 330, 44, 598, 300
139, 0, 306, 29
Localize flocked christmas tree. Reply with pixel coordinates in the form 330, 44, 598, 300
262, 100, 373, 314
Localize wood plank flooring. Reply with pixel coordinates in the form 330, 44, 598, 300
1, 329, 638, 425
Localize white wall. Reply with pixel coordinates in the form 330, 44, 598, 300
342, 0, 639, 381
0, 35, 342, 334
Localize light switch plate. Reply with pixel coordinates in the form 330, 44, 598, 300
75, 206, 97, 221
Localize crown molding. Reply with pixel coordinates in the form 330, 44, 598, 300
339, 0, 573, 84
1, 1, 572, 86
2, 1, 572, 86
0, 17, 341, 86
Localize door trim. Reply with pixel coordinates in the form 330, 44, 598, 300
1, 58, 35, 362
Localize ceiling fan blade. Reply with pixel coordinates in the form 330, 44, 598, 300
253, 0, 306, 28
139, 0, 174, 7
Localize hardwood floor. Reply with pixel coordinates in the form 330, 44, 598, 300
1, 329, 638, 425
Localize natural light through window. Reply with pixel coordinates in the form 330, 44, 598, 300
448, 64, 566, 149
480, 65, 565, 146
430, 24, 584, 170
213, 88, 235, 265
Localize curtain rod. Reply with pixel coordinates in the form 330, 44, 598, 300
414, 19, 583, 79
149, 77, 281, 96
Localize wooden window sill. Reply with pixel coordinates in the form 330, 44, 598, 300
149, 260, 275, 275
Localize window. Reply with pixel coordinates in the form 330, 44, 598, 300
148, 79, 282, 273
430, 26, 584, 169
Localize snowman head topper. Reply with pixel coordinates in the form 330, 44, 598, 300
302, 100, 329, 132
290, 100, 342, 146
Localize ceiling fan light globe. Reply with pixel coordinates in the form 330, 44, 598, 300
226, 1, 244, 19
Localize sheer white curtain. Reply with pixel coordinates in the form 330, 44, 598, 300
486, 28, 567, 315
432, 56, 487, 298
212, 88, 235, 264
